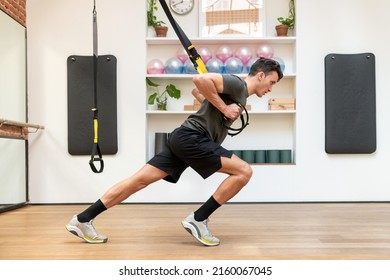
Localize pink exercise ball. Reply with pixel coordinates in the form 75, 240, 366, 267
147, 58, 165, 74
216, 45, 233, 63
256, 44, 274, 58
176, 47, 189, 63
198, 47, 213, 63
235, 46, 253, 65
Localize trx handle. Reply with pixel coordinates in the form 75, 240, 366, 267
90, 0, 104, 173
223, 102, 250, 136
158, 0, 248, 136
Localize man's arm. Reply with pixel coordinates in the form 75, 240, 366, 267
192, 87, 205, 103
192, 73, 241, 120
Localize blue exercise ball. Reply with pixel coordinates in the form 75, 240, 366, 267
245, 57, 258, 73
183, 59, 198, 74
206, 58, 224, 73
164, 57, 184, 74
224, 57, 244, 74
272, 56, 286, 72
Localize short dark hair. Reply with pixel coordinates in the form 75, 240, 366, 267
248, 57, 283, 81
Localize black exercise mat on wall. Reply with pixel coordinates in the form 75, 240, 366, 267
324, 53, 376, 154
67, 55, 118, 155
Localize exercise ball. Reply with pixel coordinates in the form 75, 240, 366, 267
183, 59, 198, 74
147, 58, 165, 74
176, 47, 189, 63
206, 57, 224, 73
256, 44, 274, 58
224, 57, 244, 74
216, 45, 233, 63
164, 57, 184, 74
235, 46, 252, 65
198, 47, 213, 63
245, 57, 258, 73
272, 56, 286, 72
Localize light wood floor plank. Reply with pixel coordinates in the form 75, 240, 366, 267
0, 203, 390, 260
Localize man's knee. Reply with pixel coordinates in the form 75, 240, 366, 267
238, 162, 253, 185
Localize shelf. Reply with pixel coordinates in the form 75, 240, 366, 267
146, 110, 296, 115
146, 30, 297, 165
251, 163, 296, 166
146, 37, 296, 45
146, 73, 296, 79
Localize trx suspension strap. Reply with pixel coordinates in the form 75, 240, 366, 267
158, 0, 207, 74
158, 0, 249, 136
89, 0, 104, 173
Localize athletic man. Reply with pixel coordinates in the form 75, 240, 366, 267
66, 58, 283, 246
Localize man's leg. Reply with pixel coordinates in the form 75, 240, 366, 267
66, 164, 168, 243
182, 154, 252, 246
213, 154, 253, 204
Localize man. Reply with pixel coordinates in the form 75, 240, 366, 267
66, 57, 283, 246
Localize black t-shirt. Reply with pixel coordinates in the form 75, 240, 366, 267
182, 74, 248, 144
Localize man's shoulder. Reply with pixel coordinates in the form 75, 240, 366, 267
222, 74, 244, 83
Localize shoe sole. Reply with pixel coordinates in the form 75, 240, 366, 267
181, 220, 220, 246
66, 224, 108, 244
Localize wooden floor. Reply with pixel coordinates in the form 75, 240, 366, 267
0, 203, 390, 260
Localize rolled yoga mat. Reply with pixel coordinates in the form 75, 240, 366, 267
154, 132, 168, 155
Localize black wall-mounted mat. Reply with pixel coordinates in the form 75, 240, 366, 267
324, 53, 376, 154
67, 55, 118, 155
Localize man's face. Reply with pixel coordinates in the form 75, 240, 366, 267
256, 71, 279, 97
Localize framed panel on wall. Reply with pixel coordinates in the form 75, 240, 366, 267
199, 0, 265, 38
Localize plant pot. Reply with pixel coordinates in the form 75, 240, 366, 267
157, 102, 167, 110
275, 24, 289, 36
154, 26, 168, 37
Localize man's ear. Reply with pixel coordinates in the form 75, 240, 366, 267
258, 71, 266, 80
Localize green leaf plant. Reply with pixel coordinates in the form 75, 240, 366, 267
277, 0, 295, 30
146, 77, 181, 110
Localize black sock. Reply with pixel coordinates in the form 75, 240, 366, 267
194, 196, 221, 222
77, 199, 107, 223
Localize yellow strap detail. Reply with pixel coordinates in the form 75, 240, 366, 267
93, 119, 98, 143
195, 58, 208, 74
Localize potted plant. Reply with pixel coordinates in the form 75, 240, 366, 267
146, 78, 181, 110
275, 0, 295, 36
147, 0, 168, 37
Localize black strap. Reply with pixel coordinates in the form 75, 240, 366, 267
158, 0, 207, 73
89, 0, 104, 173
158, 0, 248, 136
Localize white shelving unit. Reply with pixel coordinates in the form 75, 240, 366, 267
145, 36, 296, 163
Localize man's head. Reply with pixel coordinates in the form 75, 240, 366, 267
248, 57, 283, 81
247, 58, 284, 98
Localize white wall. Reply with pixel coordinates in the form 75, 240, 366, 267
27, 0, 390, 203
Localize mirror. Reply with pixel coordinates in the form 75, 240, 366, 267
0, 10, 27, 212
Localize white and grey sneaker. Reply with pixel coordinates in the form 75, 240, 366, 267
181, 213, 220, 246
66, 215, 108, 244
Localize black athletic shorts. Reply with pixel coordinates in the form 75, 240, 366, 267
147, 125, 233, 183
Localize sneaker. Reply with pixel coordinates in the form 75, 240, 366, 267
181, 213, 220, 246
66, 215, 108, 244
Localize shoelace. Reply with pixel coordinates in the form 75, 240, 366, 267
201, 219, 215, 238
86, 220, 99, 238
